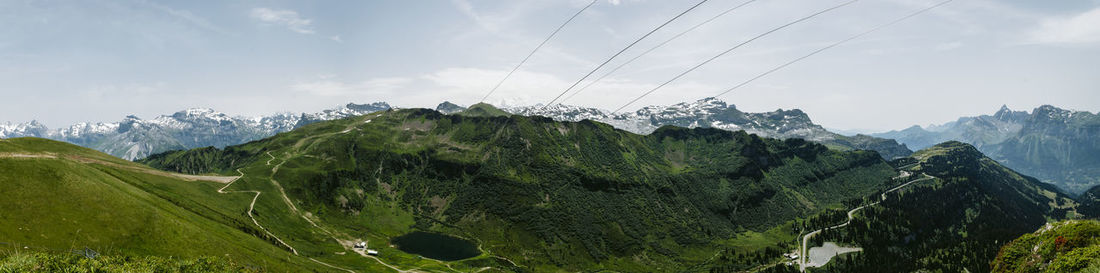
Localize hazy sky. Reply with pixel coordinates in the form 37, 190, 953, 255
2, 0, 1098, 132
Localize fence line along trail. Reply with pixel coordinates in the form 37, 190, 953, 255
712, 0, 955, 100
478, 0, 598, 103
612, 0, 859, 114
543, 0, 711, 108
559, 0, 759, 104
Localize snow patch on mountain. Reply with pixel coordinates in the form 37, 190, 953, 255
503, 98, 911, 159
504, 97, 836, 141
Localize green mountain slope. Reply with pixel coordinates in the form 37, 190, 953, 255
991, 220, 1100, 273
140, 107, 901, 272
0, 138, 331, 272
458, 103, 511, 117
875, 105, 1100, 194
824, 134, 912, 161
801, 141, 1077, 273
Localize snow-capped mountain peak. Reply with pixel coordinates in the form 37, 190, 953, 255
0, 102, 391, 160
506, 97, 829, 141
0, 120, 49, 138
501, 98, 910, 159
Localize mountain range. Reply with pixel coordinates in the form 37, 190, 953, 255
135, 106, 1083, 272
873, 105, 1100, 194
466, 98, 911, 159
138, 106, 903, 271
0, 102, 391, 160
1, 104, 1090, 272
6, 98, 1095, 199
1, 99, 911, 161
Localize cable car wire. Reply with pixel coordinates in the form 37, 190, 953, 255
711, 0, 955, 99
613, 0, 859, 113
543, 0, 711, 108
560, 0, 759, 104
479, 0, 599, 103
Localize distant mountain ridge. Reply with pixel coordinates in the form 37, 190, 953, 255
1, 99, 910, 161
873, 105, 1100, 194
0, 102, 390, 160
874, 105, 1029, 150
497, 98, 912, 159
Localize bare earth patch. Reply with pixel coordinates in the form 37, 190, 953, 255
806, 242, 862, 268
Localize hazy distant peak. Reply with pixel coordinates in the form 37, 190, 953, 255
993, 104, 1028, 122
345, 102, 391, 112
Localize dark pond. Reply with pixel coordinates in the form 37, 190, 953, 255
390, 231, 480, 261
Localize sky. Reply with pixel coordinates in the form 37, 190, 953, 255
2, 0, 1098, 132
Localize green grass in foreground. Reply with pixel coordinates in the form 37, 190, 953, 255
992, 220, 1100, 273
0, 250, 259, 273
0, 138, 325, 272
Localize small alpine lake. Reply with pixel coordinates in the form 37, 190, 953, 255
390, 231, 481, 261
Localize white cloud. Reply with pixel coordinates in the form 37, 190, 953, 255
137, 0, 229, 35
292, 76, 412, 96
82, 82, 166, 100
1027, 8, 1100, 45
402, 67, 719, 111
283, 67, 723, 112
450, 0, 501, 32
249, 8, 315, 34
934, 41, 963, 51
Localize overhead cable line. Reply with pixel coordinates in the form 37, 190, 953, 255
479, 0, 599, 103
543, 0, 711, 108
710, 0, 955, 99
613, 0, 859, 113
560, 0, 759, 104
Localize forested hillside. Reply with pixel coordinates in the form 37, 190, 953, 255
1076, 185, 1100, 218
141, 107, 901, 272
780, 142, 1076, 272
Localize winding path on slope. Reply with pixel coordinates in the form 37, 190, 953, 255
225, 119, 472, 272
0, 152, 299, 253
264, 151, 423, 273
798, 174, 936, 272
217, 169, 300, 255
214, 154, 356, 270
263, 119, 443, 273
1, 129, 421, 272
0, 151, 348, 270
